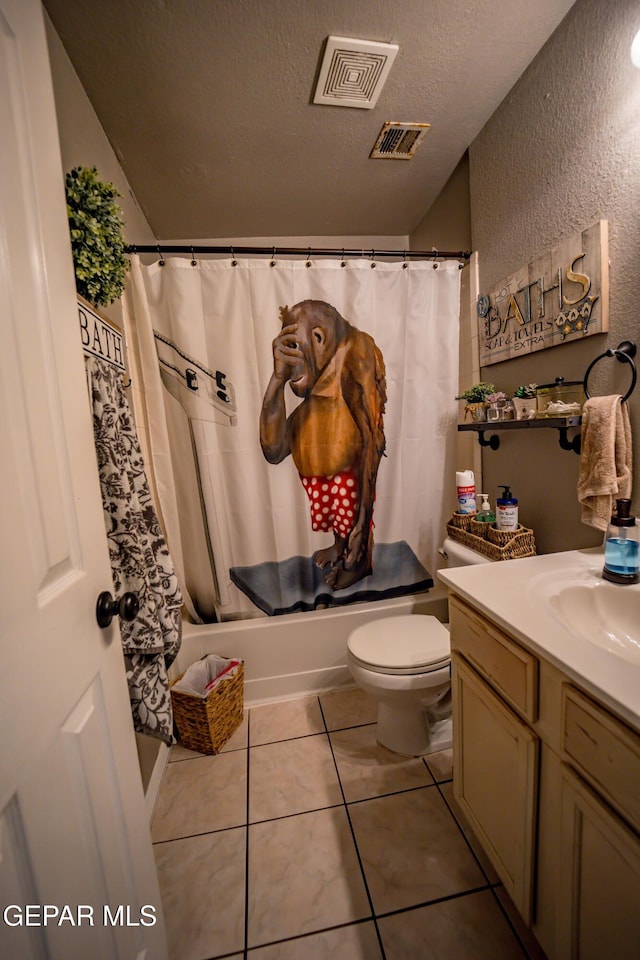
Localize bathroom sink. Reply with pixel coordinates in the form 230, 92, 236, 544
546, 580, 640, 664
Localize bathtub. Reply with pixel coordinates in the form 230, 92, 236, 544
175, 587, 449, 706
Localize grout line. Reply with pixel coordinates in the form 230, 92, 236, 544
435, 779, 498, 887
243, 710, 251, 959
244, 916, 377, 955
168, 745, 247, 762
249, 800, 345, 826
374, 883, 492, 921
248, 729, 330, 748
152, 822, 245, 844
488, 886, 534, 959
318, 697, 387, 960
345, 781, 440, 809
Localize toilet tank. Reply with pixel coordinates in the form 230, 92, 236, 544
441, 537, 492, 567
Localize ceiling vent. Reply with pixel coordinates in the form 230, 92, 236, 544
313, 36, 399, 110
369, 121, 431, 160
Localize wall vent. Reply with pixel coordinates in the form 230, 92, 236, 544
313, 36, 399, 110
369, 121, 430, 160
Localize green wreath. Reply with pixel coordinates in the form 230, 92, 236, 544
65, 166, 130, 307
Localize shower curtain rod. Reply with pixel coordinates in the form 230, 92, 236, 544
126, 243, 471, 262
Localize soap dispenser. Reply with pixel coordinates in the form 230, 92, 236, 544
603, 499, 640, 584
477, 494, 496, 524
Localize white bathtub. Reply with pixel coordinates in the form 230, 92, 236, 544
175, 588, 449, 706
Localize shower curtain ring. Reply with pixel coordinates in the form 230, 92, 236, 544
402, 250, 408, 269
370, 249, 376, 268
190, 247, 197, 266
270, 247, 276, 267
157, 245, 165, 266
341, 248, 346, 267
230, 247, 237, 266
306, 247, 312, 268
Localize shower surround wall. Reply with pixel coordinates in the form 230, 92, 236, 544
176, 592, 449, 705
468, 0, 640, 554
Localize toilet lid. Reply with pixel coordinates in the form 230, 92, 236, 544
347, 615, 450, 675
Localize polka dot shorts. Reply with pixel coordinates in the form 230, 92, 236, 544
301, 470, 360, 539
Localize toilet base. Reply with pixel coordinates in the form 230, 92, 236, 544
376, 703, 452, 757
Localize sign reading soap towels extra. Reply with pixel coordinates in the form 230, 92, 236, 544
479, 220, 609, 367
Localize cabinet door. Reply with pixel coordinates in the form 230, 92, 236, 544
452, 653, 539, 923
557, 765, 640, 959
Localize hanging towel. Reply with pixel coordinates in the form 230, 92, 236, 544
87, 356, 183, 743
577, 395, 632, 531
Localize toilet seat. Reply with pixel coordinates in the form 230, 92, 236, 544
347, 615, 450, 676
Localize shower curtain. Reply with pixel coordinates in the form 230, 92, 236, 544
124, 255, 460, 621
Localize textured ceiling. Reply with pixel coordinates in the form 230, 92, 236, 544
43, 0, 577, 240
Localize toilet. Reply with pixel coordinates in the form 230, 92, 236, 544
346, 537, 491, 756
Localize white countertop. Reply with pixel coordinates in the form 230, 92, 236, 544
438, 548, 640, 732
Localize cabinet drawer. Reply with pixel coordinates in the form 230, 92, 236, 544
562, 685, 640, 833
449, 594, 538, 721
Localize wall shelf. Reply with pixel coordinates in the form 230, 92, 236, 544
458, 416, 582, 454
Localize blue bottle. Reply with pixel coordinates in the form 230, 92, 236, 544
603, 498, 640, 585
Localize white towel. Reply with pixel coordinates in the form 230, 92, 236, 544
577, 395, 632, 531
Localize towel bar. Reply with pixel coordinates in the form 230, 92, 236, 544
583, 340, 637, 402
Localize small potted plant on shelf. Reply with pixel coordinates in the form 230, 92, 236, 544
512, 383, 538, 420
486, 390, 511, 421
455, 382, 495, 422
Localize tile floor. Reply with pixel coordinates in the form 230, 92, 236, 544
152, 687, 545, 960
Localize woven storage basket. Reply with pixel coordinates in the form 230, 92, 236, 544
487, 523, 524, 546
449, 511, 477, 530
170, 660, 244, 755
469, 518, 490, 539
446, 519, 536, 561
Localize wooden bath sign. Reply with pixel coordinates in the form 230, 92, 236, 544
478, 220, 609, 367
78, 297, 126, 372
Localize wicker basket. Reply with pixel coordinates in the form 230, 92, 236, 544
446, 518, 536, 561
449, 511, 477, 530
487, 523, 525, 546
170, 660, 244, 755
469, 518, 490, 539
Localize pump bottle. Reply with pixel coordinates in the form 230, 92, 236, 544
496, 486, 519, 530
603, 498, 640, 584
477, 494, 495, 523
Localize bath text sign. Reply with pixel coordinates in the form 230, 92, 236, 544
78, 298, 126, 372
479, 220, 609, 367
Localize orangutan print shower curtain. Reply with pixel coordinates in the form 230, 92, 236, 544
124, 254, 460, 621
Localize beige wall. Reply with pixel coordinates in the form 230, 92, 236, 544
44, 12, 155, 329
44, 13, 155, 247
410, 153, 471, 254
469, 0, 640, 553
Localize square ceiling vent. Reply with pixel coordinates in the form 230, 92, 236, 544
313, 36, 399, 110
370, 121, 431, 160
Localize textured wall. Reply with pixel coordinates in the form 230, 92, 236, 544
410, 152, 471, 254
469, 0, 640, 553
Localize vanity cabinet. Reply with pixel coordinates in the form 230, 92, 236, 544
452, 654, 538, 922
448, 593, 640, 959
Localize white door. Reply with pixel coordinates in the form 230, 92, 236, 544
0, 2, 168, 958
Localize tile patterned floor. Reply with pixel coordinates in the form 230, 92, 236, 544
152, 688, 544, 959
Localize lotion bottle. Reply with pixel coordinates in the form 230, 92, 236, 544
496, 485, 519, 530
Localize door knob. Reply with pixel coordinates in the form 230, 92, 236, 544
96, 591, 140, 629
